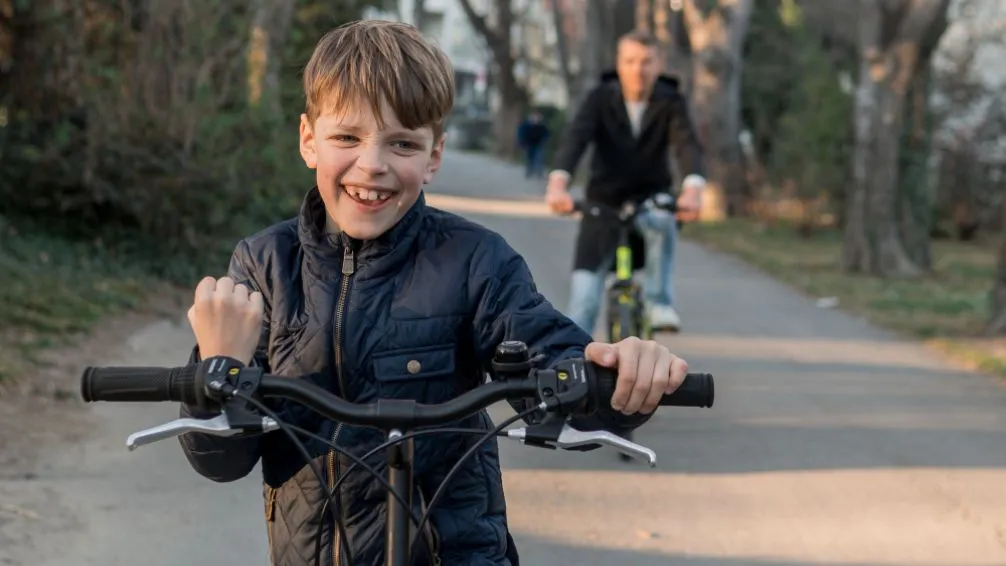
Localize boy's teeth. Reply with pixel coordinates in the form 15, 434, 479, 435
346, 187, 392, 202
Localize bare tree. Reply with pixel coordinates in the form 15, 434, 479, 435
637, 0, 653, 31
247, 0, 296, 117
679, 0, 756, 220
841, 0, 951, 278
548, 0, 578, 102
458, 0, 530, 157
413, 0, 426, 31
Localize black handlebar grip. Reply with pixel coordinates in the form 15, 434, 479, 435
660, 372, 714, 408
588, 363, 714, 410
80, 365, 199, 404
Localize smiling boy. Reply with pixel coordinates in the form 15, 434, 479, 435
178, 20, 690, 566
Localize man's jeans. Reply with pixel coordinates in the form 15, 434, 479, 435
567, 208, 678, 334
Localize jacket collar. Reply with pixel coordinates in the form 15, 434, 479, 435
296, 186, 427, 277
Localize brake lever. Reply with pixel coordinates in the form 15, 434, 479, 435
506, 423, 658, 467
125, 413, 279, 451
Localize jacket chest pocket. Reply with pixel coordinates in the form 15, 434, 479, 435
371, 343, 458, 402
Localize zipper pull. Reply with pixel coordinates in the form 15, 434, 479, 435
342, 245, 355, 275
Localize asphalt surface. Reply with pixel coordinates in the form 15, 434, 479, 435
3, 150, 1006, 566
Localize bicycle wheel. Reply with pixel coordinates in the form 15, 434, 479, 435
607, 289, 641, 343
638, 304, 653, 340
632, 287, 653, 340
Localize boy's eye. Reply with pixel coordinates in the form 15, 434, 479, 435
331, 135, 358, 143
392, 141, 421, 151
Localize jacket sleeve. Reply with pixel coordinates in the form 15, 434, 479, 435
668, 87, 705, 179
469, 232, 652, 433
551, 86, 602, 175
177, 239, 269, 483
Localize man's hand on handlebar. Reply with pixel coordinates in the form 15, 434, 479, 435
545, 173, 574, 214
676, 175, 706, 223
585, 337, 686, 415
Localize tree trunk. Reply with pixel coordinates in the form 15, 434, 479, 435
579, 0, 607, 91
458, 0, 529, 159
841, 0, 950, 277
548, 0, 578, 103
843, 50, 919, 276
681, 0, 754, 221
663, 7, 693, 93
653, 0, 691, 86
636, 0, 653, 32
413, 0, 426, 32
247, 0, 296, 117
585, 0, 634, 78
898, 64, 933, 270
691, 63, 744, 220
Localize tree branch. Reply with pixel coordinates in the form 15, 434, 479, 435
680, 0, 705, 33
457, 0, 501, 47
518, 52, 561, 76
548, 0, 577, 100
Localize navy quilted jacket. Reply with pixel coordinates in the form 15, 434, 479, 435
176, 188, 649, 565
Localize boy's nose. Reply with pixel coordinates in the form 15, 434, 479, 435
354, 146, 389, 175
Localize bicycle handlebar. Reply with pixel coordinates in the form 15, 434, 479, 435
80, 351, 714, 429
77, 342, 714, 565
569, 193, 679, 220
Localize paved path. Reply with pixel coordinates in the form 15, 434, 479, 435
3, 150, 1006, 566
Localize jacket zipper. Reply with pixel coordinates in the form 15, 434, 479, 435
329, 243, 355, 566
327, 422, 344, 566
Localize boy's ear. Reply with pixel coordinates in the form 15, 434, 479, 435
423, 134, 447, 184
299, 114, 317, 169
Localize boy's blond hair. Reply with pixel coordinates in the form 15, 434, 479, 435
303, 20, 455, 140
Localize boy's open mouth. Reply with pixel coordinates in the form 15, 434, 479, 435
342, 185, 397, 209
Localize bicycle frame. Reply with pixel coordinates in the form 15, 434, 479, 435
610, 214, 648, 342
614, 219, 635, 283
574, 201, 648, 342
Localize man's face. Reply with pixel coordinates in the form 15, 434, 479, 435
298, 98, 444, 240
615, 39, 659, 98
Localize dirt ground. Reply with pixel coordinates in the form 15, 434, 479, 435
0, 292, 187, 558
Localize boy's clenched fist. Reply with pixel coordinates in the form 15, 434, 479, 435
186, 276, 264, 365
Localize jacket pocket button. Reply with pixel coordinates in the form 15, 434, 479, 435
407, 360, 422, 374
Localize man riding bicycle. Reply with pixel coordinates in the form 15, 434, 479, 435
545, 30, 706, 335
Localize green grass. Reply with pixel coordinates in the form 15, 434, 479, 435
683, 219, 1005, 375
0, 218, 162, 381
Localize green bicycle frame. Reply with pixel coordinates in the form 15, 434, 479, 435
615, 244, 633, 282
610, 235, 650, 341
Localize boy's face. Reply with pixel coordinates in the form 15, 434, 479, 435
299, 98, 444, 240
